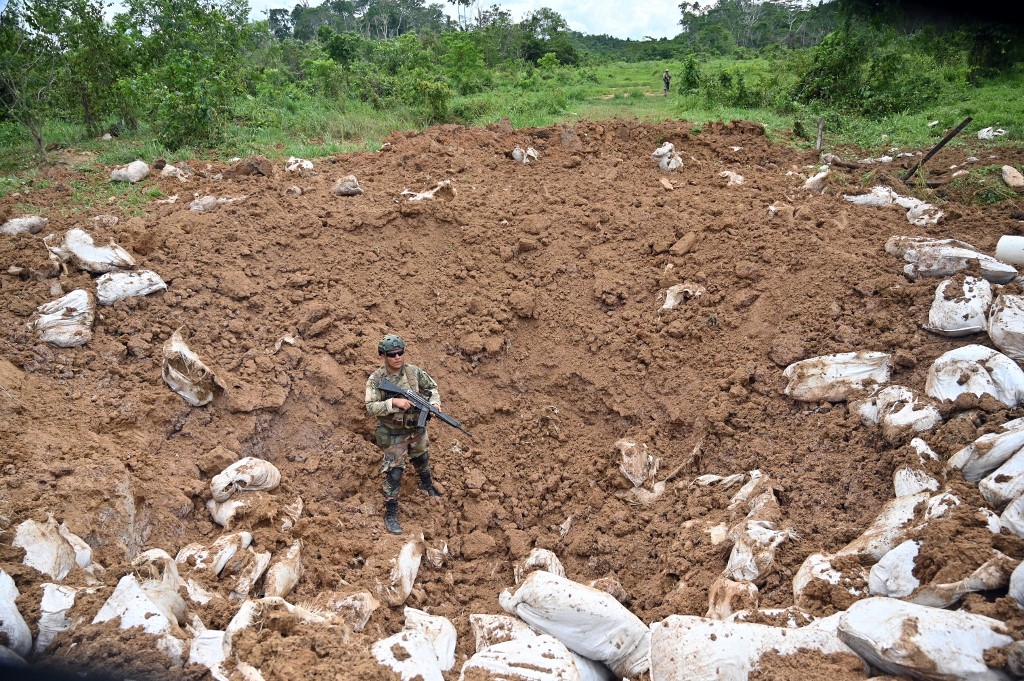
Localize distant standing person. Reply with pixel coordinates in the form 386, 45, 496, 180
663, 69, 671, 96
365, 334, 442, 535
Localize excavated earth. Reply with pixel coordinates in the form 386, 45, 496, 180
3, 118, 1024, 680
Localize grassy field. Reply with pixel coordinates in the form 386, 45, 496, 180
1, 57, 1021, 198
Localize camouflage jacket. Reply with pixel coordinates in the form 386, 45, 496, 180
365, 363, 441, 429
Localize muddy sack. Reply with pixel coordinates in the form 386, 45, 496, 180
372, 630, 444, 681
925, 344, 1024, 407
162, 329, 223, 406
988, 294, 1024, 360
1, 215, 47, 235
96, 270, 168, 306
211, 457, 282, 502
459, 634, 615, 681
838, 597, 1013, 680
652, 142, 684, 171
0, 570, 32, 658
110, 160, 149, 183
782, 351, 891, 403
849, 385, 941, 440
649, 614, 859, 681
947, 421, 1024, 482
30, 289, 95, 348
44, 227, 136, 273
499, 570, 651, 678
924, 276, 991, 336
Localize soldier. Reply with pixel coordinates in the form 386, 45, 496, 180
365, 334, 442, 534
663, 69, 671, 96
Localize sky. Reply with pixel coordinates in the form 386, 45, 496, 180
249, 0, 687, 41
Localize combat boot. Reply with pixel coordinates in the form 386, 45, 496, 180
413, 454, 441, 497
418, 469, 441, 497
384, 499, 402, 534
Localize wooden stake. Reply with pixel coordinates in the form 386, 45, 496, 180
903, 116, 973, 184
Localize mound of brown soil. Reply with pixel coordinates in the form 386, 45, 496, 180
3, 118, 1024, 679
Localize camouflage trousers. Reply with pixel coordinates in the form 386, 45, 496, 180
375, 424, 429, 499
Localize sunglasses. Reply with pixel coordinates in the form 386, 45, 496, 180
384, 350, 404, 358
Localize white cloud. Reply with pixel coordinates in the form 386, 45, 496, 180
247, 0, 684, 41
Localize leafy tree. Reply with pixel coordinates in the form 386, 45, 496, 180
118, 0, 251, 149
0, 0, 62, 155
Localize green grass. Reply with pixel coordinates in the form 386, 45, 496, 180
1, 57, 1021, 208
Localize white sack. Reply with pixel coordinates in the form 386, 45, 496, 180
838, 597, 1013, 680
802, 169, 828, 192
783, 351, 891, 403
924, 276, 992, 336
980, 449, 1024, 509
211, 457, 282, 502
404, 607, 457, 671
263, 541, 302, 599
1, 216, 47, 235
661, 282, 705, 311
0, 570, 32, 658
13, 514, 77, 580
616, 439, 660, 488
58, 523, 93, 570
175, 531, 253, 575
34, 583, 83, 654
724, 520, 794, 584
403, 180, 456, 201
925, 344, 1024, 407
206, 497, 248, 529
469, 613, 539, 652
649, 615, 859, 681
886, 236, 977, 256
285, 157, 313, 173
110, 160, 149, 183
512, 146, 540, 164
44, 227, 136, 272
850, 385, 941, 440
893, 467, 939, 496
834, 492, 928, 562
989, 294, 1024, 361
978, 127, 1007, 140
189, 195, 245, 212
331, 175, 364, 196
1000, 496, 1024, 539
189, 629, 228, 681
868, 540, 921, 598
386, 537, 424, 606
93, 574, 185, 665
793, 552, 867, 609
948, 427, 1024, 482
901, 245, 1015, 283
460, 634, 614, 681
372, 630, 445, 681
705, 576, 759, 620
499, 570, 650, 678
96, 270, 167, 305
1010, 561, 1024, 608
318, 590, 379, 631
163, 328, 222, 406
30, 289, 95, 348
908, 551, 1017, 608
514, 547, 566, 584
230, 548, 272, 599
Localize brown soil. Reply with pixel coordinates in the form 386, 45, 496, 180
2, 118, 1024, 680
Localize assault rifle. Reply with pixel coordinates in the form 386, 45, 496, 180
378, 377, 473, 438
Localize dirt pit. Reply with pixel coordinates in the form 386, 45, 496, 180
3, 118, 1024, 679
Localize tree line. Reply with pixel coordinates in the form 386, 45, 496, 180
1, 0, 1020, 156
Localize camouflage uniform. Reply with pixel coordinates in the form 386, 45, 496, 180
365, 362, 440, 500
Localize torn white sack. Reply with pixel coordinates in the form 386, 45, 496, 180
162, 328, 223, 406
44, 227, 136, 273
30, 289, 95, 348
782, 351, 891, 403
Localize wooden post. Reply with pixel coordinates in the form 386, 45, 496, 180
815, 118, 824, 150
903, 116, 973, 184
